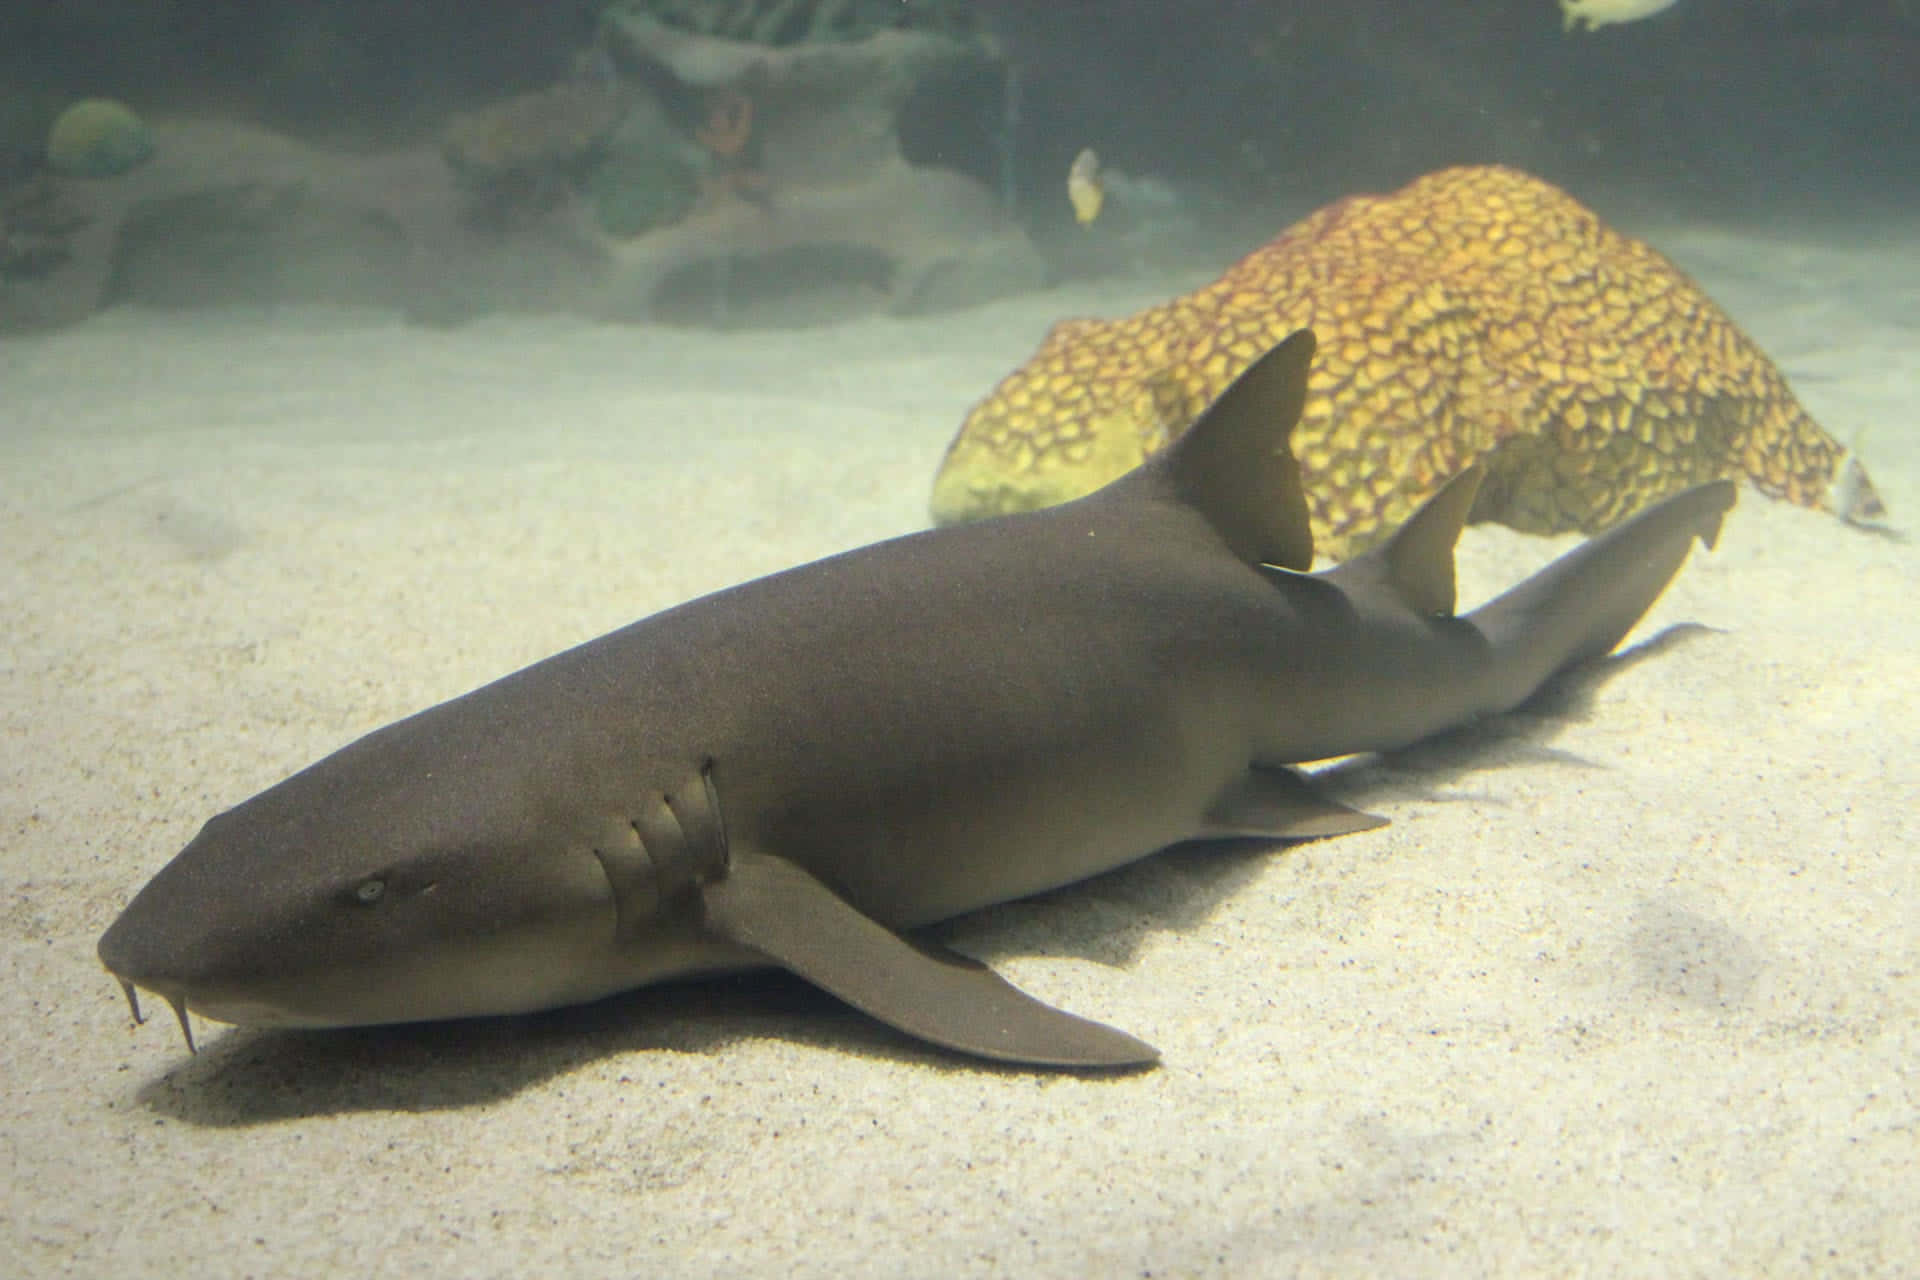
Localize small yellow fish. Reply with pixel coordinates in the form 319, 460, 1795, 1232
1067, 147, 1104, 225
1560, 0, 1680, 32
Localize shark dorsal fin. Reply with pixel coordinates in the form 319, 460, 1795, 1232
1151, 329, 1318, 571
1324, 466, 1486, 616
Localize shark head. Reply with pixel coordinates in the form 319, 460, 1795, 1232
94, 699, 724, 1050
97, 798, 617, 1050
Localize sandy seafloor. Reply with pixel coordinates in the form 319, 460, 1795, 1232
3, 221, 1916, 1278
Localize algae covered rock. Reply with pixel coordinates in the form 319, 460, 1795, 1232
46, 99, 154, 178
1, 179, 86, 282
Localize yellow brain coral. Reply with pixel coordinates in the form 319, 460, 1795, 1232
931, 165, 1879, 559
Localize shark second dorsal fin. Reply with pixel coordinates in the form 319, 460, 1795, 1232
1316, 466, 1485, 616
1141, 329, 1318, 572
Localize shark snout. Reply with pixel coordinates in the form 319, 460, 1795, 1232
97, 838, 260, 987
97, 893, 202, 991
97, 903, 205, 1051
97, 855, 294, 1052
96, 829, 389, 1051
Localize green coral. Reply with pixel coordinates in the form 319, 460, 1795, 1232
583, 94, 703, 238
46, 98, 154, 178
588, 142, 701, 237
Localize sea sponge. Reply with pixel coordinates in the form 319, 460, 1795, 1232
934, 165, 1881, 557
46, 98, 154, 178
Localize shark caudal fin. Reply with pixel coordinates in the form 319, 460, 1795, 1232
1467, 480, 1736, 713
1111, 329, 1319, 571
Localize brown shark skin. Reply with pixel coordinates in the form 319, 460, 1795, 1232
99, 331, 1733, 1068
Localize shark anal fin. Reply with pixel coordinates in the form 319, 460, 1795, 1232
700, 849, 1159, 1069
1201, 766, 1388, 840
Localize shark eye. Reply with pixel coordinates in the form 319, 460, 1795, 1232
352, 878, 387, 904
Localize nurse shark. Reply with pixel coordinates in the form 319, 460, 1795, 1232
99, 331, 1733, 1068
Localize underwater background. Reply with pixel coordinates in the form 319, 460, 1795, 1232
3, 2, 1915, 1276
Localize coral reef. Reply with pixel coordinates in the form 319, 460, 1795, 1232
623, 0, 983, 46
932, 166, 1880, 557
688, 87, 770, 208
0, 3, 1033, 335
588, 6, 1038, 322
442, 79, 623, 230
45, 99, 154, 178
587, 94, 704, 237
0, 119, 613, 333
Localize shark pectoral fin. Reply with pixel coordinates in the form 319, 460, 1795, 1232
1201, 767, 1388, 840
699, 849, 1159, 1069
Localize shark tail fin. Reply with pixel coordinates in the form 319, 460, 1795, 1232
1466, 480, 1736, 712
1122, 329, 1318, 571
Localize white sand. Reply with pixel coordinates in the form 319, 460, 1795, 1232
3, 228, 1915, 1277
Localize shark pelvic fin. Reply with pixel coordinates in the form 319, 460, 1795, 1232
1201, 766, 1388, 840
700, 848, 1159, 1068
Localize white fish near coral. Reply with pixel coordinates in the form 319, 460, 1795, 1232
1067, 147, 1104, 225
1828, 430, 1889, 526
1561, 0, 1680, 32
